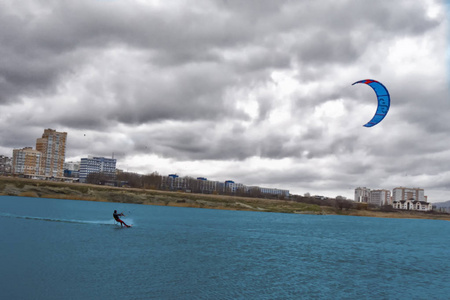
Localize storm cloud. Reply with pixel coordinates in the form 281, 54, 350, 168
1, 0, 449, 201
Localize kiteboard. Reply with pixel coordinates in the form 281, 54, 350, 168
114, 224, 132, 229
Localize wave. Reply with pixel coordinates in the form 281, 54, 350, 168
0, 212, 115, 226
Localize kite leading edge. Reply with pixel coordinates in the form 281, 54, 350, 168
352, 79, 390, 127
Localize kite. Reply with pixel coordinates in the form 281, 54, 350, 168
352, 79, 390, 127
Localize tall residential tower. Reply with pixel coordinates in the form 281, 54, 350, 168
36, 129, 67, 177
354, 187, 371, 202
392, 187, 426, 202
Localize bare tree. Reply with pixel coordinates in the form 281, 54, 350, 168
335, 199, 353, 210
86, 172, 111, 185
142, 172, 162, 189
116, 172, 143, 188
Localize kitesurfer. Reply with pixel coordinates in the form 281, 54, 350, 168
113, 210, 130, 227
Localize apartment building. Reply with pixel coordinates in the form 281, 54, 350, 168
392, 187, 425, 202
161, 174, 187, 190
392, 187, 431, 211
369, 189, 391, 206
225, 180, 245, 193
79, 156, 117, 183
0, 155, 12, 174
197, 177, 221, 193
259, 187, 290, 198
355, 186, 432, 211
36, 129, 67, 177
354, 187, 371, 202
12, 147, 42, 176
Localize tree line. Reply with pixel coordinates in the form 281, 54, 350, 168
85, 171, 377, 210
86, 171, 287, 199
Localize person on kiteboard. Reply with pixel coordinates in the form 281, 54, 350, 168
113, 210, 130, 227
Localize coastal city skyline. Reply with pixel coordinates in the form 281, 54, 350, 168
5, 128, 293, 199
0, 1, 449, 202
0, 128, 441, 205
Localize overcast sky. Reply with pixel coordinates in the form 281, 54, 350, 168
1, 0, 449, 201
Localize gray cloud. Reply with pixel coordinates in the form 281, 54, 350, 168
0, 0, 449, 201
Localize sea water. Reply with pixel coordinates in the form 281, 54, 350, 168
0, 196, 449, 300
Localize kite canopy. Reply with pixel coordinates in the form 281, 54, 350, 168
352, 79, 390, 127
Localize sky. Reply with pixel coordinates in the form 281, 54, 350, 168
1, 0, 449, 202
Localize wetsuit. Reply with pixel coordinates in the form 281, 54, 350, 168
113, 211, 129, 227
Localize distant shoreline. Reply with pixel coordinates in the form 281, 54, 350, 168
1, 176, 449, 221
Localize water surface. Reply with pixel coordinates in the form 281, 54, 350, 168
1, 196, 449, 299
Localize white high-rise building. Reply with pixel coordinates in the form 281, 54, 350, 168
354, 187, 371, 202
392, 187, 425, 202
79, 156, 116, 183
369, 189, 391, 206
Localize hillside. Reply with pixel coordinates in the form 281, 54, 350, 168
433, 200, 450, 208
1, 176, 449, 221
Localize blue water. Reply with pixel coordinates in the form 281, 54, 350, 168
1, 196, 449, 299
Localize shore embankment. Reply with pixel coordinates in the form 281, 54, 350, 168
1, 176, 449, 221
